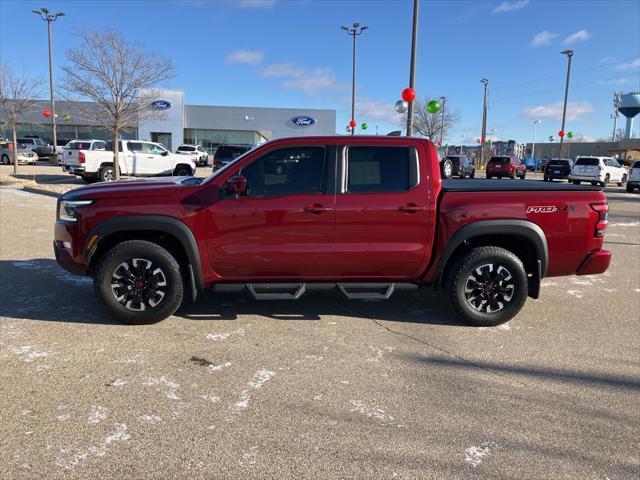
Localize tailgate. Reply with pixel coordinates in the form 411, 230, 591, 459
63, 149, 84, 166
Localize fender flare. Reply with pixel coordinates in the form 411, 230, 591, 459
433, 219, 548, 283
85, 215, 203, 294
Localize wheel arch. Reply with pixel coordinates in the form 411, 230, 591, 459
434, 220, 548, 299
85, 216, 203, 299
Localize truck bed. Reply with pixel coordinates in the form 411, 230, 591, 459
441, 179, 602, 192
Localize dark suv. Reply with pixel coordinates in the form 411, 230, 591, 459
212, 144, 253, 170
442, 155, 475, 179
19, 136, 54, 159
543, 158, 573, 182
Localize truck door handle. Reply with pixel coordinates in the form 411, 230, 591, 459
398, 204, 426, 213
303, 204, 332, 214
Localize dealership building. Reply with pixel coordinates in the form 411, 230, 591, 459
3, 89, 337, 155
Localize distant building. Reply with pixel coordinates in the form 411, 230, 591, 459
448, 140, 525, 161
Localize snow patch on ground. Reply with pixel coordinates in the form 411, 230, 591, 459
11, 260, 92, 286
208, 361, 232, 373
139, 415, 162, 423
55, 423, 130, 470
144, 377, 180, 400
239, 446, 259, 468
87, 406, 107, 425
12, 345, 53, 363
368, 346, 395, 363
350, 400, 395, 424
566, 290, 584, 299
200, 394, 220, 403
206, 328, 245, 341
233, 369, 275, 411
464, 442, 496, 467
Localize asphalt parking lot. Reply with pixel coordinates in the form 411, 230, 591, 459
1, 173, 639, 479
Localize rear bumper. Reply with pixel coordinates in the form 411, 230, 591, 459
576, 249, 611, 275
63, 164, 86, 175
570, 174, 603, 182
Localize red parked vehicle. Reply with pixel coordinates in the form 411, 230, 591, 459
486, 156, 527, 179
54, 136, 610, 326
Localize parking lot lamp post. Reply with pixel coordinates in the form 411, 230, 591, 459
439, 95, 446, 149
405, 0, 419, 136
32, 8, 64, 157
480, 78, 488, 167
342, 23, 367, 136
559, 49, 573, 157
532, 119, 541, 160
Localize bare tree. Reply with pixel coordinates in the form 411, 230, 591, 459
402, 97, 462, 142
0, 65, 44, 175
60, 28, 174, 180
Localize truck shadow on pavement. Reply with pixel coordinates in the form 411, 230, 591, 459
0, 259, 467, 327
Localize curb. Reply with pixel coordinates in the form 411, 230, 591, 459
21, 185, 62, 199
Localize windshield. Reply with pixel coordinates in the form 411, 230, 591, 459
548, 160, 570, 167
17, 138, 34, 145
66, 141, 93, 150
202, 146, 256, 184
575, 158, 599, 166
215, 145, 251, 159
446, 156, 462, 164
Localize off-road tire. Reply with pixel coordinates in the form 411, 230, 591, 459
81, 175, 98, 184
444, 246, 528, 327
93, 240, 184, 324
441, 160, 453, 179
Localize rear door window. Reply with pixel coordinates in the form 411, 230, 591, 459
575, 158, 599, 166
490, 157, 510, 165
346, 146, 418, 193
633, 161, 640, 169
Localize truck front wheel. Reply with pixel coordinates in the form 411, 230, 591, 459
445, 246, 528, 326
93, 240, 184, 324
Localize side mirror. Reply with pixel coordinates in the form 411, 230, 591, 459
162, 150, 169, 156
224, 175, 247, 197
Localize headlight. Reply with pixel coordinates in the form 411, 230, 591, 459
58, 200, 93, 222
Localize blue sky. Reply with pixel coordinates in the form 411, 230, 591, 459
1, 0, 639, 144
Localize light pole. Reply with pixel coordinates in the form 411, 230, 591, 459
531, 120, 542, 161
406, 0, 419, 136
33, 8, 64, 158
480, 78, 488, 167
341, 22, 367, 136
559, 49, 573, 157
439, 95, 446, 150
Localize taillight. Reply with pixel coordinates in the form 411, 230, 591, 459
79, 152, 85, 164
590, 203, 608, 238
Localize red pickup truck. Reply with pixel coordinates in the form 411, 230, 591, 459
54, 136, 611, 326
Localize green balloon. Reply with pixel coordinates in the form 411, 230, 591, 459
567, 131, 573, 139
361, 123, 368, 130
62, 114, 71, 121
427, 100, 440, 113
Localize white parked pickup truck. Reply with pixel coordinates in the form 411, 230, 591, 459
62, 139, 196, 183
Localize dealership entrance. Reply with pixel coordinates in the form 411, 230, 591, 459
151, 132, 172, 151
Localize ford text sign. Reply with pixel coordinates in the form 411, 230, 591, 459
289, 116, 316, 127
151, 100, 172, 110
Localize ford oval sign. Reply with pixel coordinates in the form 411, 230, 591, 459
289, 116, 316, 127
151, 100, 172, 110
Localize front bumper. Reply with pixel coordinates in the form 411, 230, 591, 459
576, 249, 611, 275
53, 221, 89, 276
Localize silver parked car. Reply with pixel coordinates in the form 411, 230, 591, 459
1, 140, 39, 165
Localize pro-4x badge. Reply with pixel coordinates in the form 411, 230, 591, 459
526, 206, 558, 214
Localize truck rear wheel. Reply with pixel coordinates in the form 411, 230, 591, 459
93, 240, 184, 324
445, 246, 528, 326
100, 166, 115, 182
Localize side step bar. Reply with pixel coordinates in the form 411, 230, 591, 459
213, 282, 418, 301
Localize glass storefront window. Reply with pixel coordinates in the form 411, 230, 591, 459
183, 128, 259, 155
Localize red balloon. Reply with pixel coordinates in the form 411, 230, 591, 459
349, 120, 357, 128
481, 136, 486, 143
558, 130, 565, 138
402, 87, 416, 102
42, 109, 51, 118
